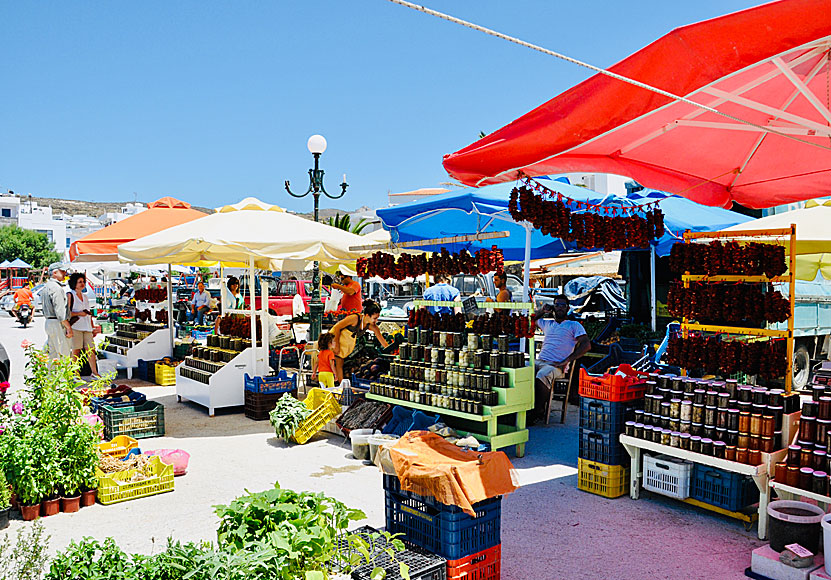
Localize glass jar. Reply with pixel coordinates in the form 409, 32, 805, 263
725, 445, 736, 462
788, 444, 802, 466
799, 416, 817, 443
736, 447, 749, 464
814, 471, 829, 495
705, 406, 717, 425
700, 438, 714, 456
738, 412, 751, 434
670, 399, 681, 420
670, 431, 680, 448
800, 467, 815, 490
689, 436, 702, 454
713, 441, 726, 459
680, 401, 693, 422
680, 433, 691, 450
661, 429, 672, 446
750, 414, 763, 436
692, 404, 705, 423
679, 420, 691, 434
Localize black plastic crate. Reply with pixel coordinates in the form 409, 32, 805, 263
689, 464, 759, 512
336, 526, 446, 580
244, 389, 297, 421
578, 426, 628, 466
136, 358, 161, 382
579, 397, 641, 435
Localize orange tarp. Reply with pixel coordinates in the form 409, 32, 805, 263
389, 431, 519, 516
69, 197, 208, 262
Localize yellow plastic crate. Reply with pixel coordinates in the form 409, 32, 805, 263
577, 458, 629, 499
95, 455, 174, 505
292, 388, 341, 445
98, 435, 139, 459
154, 363, 177, 386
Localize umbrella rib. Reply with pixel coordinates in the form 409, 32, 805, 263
387, 0, 831, 157
772, 57, 831, 124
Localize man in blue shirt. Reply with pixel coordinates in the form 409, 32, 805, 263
188, 281, 212, 325
531, 296, 591, 422
422, 274, 461, 314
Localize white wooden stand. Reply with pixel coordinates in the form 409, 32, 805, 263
175, 347, 267, 416
101, 328, 172, 378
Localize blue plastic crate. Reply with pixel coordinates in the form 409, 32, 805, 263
410, 410, 441, 431
384, 489, 501, 560
341, 384, 369, 406
269, 346, 301, 370
192, 329, 212, 340
579, 397, 641, 435
244, 371, 296, 395
352, 373, 373, 390
578, 426, 628, 465
136, 359, 161, 382
689, 464, 759, 512
90, 391, 147, 413
383, 406, 416, 436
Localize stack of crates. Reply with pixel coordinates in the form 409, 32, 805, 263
577, 366, 646, 499
384, 474, 501, 580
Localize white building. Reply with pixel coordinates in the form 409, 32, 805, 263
16, 197, 67, 255
99, 202, 145, 226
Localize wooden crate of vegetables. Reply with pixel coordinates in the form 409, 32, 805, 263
96, 454, 174, 505
336, 399, 393, 435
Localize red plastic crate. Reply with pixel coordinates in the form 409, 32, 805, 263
446, 544, 500, 580
578, 364, 647, 402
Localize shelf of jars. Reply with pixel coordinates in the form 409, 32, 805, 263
100, 322, 171, 378
176, 334, 266, 417
366, 319, 535, 457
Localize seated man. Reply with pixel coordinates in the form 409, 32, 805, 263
188, 281, 211, 325
532, 296, 591, 422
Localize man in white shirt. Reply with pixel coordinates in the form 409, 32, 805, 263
188, 281, 211, 325
532, 296, 591, 421
42, 262, 73, 360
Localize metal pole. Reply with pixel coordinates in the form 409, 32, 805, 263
522, 224, 532, 301
650, 246, 657, 333
167, 264, 174, 354
786, 224, 796, 394
309, 154, 323, 341
249, 256, 257, 368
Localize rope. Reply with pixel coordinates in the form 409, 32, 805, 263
386, 0, 831, 152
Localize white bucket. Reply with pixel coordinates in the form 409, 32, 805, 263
822, 513, 831, 573
349, 429, 376, 461
368, 434, 399, 464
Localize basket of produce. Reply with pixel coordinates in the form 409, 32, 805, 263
337, 398, 393, 436
269, 345, 302, 369
294, 388, 341, 444
353, 357, 390, 388
96, 454, 174, 505
154, 360, 178, 386
89, 390, 147, 413
98, 435, 140, 459
269, 395, 314, 440
98, 401, 166, 439
79, 383, 132, 405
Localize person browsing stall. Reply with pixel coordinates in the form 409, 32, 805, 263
67, 273, 98, 377
531, 296, 591, 421
486, 272, 512, 303
331, 272, 362, 312
329, 300, 389, 383
313, 332, 338, 389
188, 281, 211, 325
43, 262, 73, 360
423, 274, 461, 314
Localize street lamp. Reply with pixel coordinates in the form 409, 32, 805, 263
285, 134, 348, 341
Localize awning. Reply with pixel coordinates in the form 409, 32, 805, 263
69, 197, 208, 262
442, 0, 831, 209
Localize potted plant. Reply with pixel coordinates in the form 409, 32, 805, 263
0, 470, 10, 529
58, 422, 98, 513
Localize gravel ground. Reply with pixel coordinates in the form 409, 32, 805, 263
0, 313, 761, 579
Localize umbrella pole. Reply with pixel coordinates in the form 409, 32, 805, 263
249, 257, 256, 370
650, 246, 657, 332
168, 264, 174, 354
522, 224, 531, 301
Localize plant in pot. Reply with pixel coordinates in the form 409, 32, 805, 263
58, 421, 99, 512
0, 469, 11, 530
8, 425, 60, 520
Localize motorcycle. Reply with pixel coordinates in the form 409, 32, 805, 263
16, 304, 32, 328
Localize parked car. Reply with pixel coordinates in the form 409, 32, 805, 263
239, 276, 330, 316
1, 283, 46, 316
382, 272, 524, 313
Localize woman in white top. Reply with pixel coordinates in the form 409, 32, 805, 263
67, 273, 98, 376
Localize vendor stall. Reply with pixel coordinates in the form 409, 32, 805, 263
118, 197, 371, 416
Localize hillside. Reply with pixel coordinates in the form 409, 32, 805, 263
28, 196, 354, 221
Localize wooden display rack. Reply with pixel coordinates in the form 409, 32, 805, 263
368, 299, 535, 456
681, 225, 797, 392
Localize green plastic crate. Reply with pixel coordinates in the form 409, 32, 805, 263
98, 401, 166, 439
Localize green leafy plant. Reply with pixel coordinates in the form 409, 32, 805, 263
5, 424, 59, 505
269, 396, 311, 440
0, 224, 61, 268
58, 421, 100, 497
0, 521, 50, 580
0, 469, 11, 509
327, 213, 371, 235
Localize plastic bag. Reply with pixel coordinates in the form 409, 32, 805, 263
144, 449, 190, 476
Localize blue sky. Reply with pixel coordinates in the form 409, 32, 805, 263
1, 1, 762, 212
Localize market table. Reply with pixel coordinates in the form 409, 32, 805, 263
620, 434, 772, 539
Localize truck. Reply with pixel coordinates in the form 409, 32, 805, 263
240, 276, 329, 316
379, 272, 524, 313
771, 278, 831, 390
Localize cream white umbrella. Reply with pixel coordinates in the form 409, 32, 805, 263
118, 197, 371, 267
724, 199, 831, 281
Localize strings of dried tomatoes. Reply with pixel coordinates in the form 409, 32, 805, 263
669, 240, 787, 277
667, 282, 791, 324
357, 246, 504, 280
666, 334, 787, 379
508, 185, 664, 250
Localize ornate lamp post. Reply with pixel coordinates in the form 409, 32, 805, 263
285, 134, 348, 341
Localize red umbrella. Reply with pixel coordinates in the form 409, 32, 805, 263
442, 0, 831, 209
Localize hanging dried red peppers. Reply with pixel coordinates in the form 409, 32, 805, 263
357, 246, 504, 280
508, 185, 663, 250
406, 307, 534, 338
667, 282, 790, 324
668, 240, 787, 277
666, 334, 787, 379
